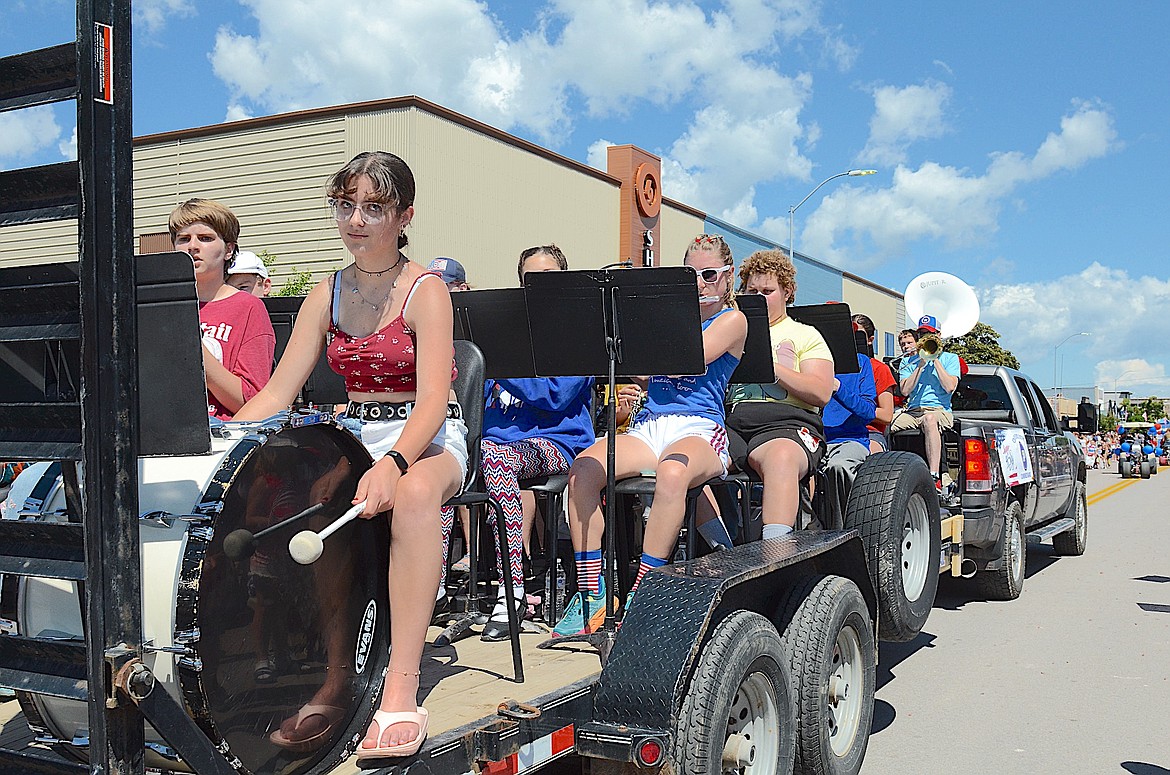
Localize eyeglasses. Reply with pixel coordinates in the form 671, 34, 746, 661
328, 198, 388, 224
696, 265, 732, 284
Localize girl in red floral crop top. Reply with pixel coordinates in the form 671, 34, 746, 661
235, 151, 463, 760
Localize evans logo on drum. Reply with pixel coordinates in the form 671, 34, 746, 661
355, 599, 377, 674
290, 411, 332, 428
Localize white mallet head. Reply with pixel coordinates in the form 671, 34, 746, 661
288, 501, 366, 565
289, 530, 325, 564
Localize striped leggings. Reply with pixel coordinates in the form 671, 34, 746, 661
441, 437, 569, 590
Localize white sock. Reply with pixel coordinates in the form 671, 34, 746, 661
762, 523, 794, 540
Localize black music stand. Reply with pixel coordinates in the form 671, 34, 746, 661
787, 302, 860, 374
263, 296, 348, 407
730, 293, 774, 384
451, 288, 536, 379
525, 267, 705, 659
438, 288, 546, 644
0, 252, 209, 459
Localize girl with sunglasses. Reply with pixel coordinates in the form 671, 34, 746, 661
552, 235, 747, 637
235, 151, 465, 760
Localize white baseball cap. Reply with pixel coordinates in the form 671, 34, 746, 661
228, 250, 269, 279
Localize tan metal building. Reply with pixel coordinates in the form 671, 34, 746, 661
0, 95, 904, 350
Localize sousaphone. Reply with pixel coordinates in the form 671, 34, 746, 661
904, 272, 980, 339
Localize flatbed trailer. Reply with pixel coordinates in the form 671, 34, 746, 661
3, 528, 880, 775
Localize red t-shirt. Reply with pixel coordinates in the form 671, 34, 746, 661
199, 290, 275, 419
867, 356, 897, 433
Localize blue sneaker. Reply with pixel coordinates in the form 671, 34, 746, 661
551, 586, 610, 637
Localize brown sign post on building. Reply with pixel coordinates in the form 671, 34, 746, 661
607, 145, 662, 267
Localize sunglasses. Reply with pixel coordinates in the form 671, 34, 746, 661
696, 265, 732, 284
328, 198, 388, 224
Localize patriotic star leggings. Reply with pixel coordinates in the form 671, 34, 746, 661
441, 437, 569, 591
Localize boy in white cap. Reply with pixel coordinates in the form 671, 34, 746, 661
227, 249, 272, 297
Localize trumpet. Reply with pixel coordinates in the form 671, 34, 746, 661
917, 333, 943, 361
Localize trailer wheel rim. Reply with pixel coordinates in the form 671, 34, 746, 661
826, 623, 865, 757
901, 493, 930, 602
725, 666, 781, 774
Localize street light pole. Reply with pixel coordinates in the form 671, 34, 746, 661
788, 169, 876, 260
1053, 331, 1090, 397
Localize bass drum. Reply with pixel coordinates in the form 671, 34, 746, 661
14, 413, 388, 775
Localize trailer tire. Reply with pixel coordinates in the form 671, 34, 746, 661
977, 500, 1025, 600
1052, 481, 1087, 556
1120, 460, 1132, 478
843, 451, 940, 643
674, 610, 795, 775
1140, 461, 1151, 479
774, 575, 875, 775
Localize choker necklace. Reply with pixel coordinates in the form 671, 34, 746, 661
354, 262, 390, 276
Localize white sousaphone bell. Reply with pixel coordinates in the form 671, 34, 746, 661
903, 272, 980, 360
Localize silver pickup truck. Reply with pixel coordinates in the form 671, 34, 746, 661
893, 363, 1088, 600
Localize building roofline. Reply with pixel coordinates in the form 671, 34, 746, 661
841, 269, 904, 299
134, 94, 623, 187
663, 196, 705, 218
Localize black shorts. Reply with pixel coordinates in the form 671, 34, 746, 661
725, 400, 826, 475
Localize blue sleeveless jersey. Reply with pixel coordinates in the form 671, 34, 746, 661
642, 308, 740, 424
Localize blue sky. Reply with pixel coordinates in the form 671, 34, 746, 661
3, 1, 1168, 396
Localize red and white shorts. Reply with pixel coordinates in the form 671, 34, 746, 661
627, 412, 730, 475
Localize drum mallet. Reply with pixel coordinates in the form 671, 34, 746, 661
288, 501, 368, 565
223, 502, 327, 561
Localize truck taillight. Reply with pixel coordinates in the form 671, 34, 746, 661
965, 438, 992, 491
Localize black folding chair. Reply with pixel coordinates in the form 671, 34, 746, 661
434, 340, 524, 682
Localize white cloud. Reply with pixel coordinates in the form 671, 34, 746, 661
208, 0, 840, 217
1093, 359, 1168, 393
858, 80, 952, 166
58, 126, 77, 161
586, 138, 615, 172
135, 0, 194, 33
979, 262, 1170, 393
0, 107, 63, 168
798, 100, 1120, 269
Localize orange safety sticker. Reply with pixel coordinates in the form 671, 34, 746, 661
95, 22, 113, 104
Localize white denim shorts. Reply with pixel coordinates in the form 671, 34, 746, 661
626, 412, 730, 474
339, 410, 469, 491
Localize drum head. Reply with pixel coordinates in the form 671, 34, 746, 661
178, 418, 388, 775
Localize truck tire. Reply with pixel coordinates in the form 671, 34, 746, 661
674, 610, 795, 775
774, 575, 875, 775
1052, 480, 1087, 556
1120, 460, 1132, 478
977, 500, 1025, 600
1140, 461, 1151, 479
843, 451, 940, 643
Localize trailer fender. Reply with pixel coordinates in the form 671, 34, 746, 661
589, 531, 874, 736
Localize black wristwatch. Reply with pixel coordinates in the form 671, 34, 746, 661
385, 450, 409, 473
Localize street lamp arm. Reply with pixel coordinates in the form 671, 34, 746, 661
790, 169, 878, 216
787, 168, 877, 261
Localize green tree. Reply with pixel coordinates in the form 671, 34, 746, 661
943, 322, 1020, 369
253, 249, 315, 297
1099, 413, 1118, 433
275, 269, 314, 297
1120, 396, 1165, 424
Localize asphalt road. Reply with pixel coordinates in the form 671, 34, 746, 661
861, 466, 1170, 774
